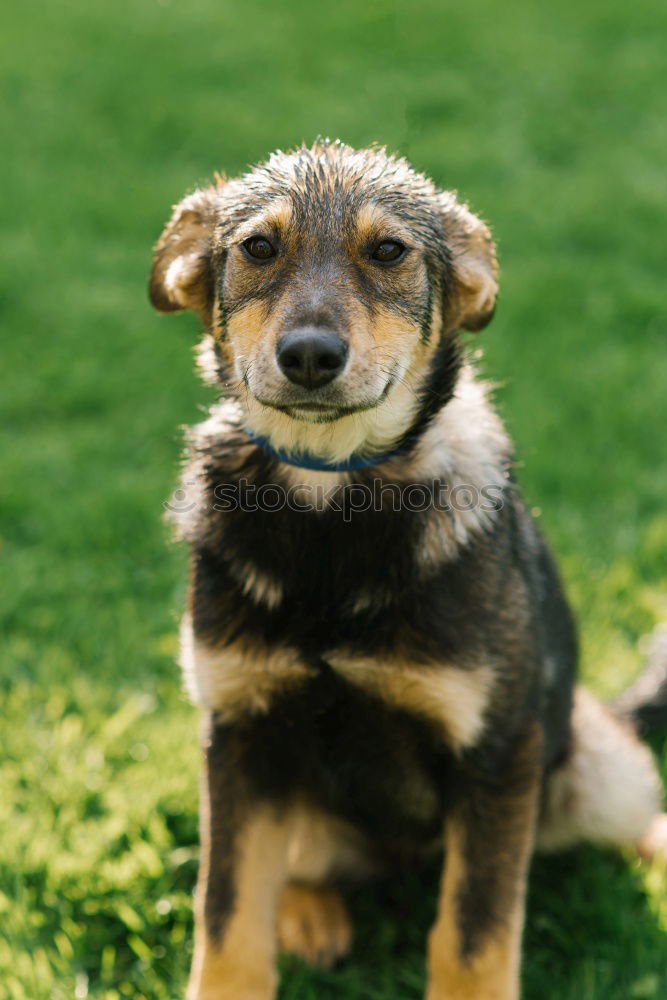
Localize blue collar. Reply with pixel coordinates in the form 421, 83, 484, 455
244, 428, 403, 472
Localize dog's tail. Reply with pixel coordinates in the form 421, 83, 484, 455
537, 628, 667, 856
610, 626, 667, 735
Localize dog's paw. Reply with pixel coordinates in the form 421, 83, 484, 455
277, 883, 352, 969
186, 956, 277, 1000
187, 973, 276, 1000
187, 976, 276, 1000
188, 991, 272, 1000
425, 986, 517, 1000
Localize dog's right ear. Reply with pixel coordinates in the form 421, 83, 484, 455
149, 186, 219, 322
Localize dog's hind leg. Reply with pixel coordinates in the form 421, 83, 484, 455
537, 686, 664, 854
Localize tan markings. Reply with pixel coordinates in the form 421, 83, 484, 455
226, 560, 283, 609
222, 200, 293, 357
239, 291, 428, 466
451, 228, 498, 332
232, 197, 294, 244
180, 615, 311, 715
427, 821, 523, 1000
439, 191, 498, 332
331, 658, 494, 752
285, 802, 375, 884
427, 295, 444, 344
353, 202, 414, 248
241, 568, 282, 609
189, 801, 368, 999
365, 302, 423, 355
226, 299, 273, 358
277, 884, 352, 969
538, 686, 662, 851
351, 588, 392, 614
188, 809, 291, 1000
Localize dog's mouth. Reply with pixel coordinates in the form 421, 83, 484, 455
276, 401, 375, 423
251, 399, 376, 424
252, 376, 395, 423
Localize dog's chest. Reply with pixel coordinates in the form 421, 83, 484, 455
192, 490, 470, 658
181, 421, 509, 664
226, 494, 422, 610
234, 666, 459, 846
187, 483, 503, 761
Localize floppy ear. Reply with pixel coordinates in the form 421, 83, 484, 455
439, 193, 498, 332
149, 186, 219, 322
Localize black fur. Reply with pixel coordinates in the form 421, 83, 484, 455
185, 416, 577, 832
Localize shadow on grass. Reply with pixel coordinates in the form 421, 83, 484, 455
278, 847, 667, 1000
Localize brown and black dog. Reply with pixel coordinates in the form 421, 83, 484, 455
149, 140, 667, 1000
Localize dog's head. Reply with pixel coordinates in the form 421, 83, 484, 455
150, 141, 497, 457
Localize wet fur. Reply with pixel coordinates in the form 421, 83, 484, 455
149, 141, 665, 1000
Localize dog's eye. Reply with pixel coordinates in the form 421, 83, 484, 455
242, 236, 277, 261
371, 240, 406, 264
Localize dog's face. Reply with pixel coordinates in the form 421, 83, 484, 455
150, 142, 497, 437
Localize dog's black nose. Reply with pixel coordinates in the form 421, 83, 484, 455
277, 328, 348, 389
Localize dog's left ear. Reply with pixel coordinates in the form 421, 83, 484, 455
439, 193, 498, 332
149, 186, 219, 322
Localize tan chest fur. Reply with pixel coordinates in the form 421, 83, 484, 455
181, 615, 493, 754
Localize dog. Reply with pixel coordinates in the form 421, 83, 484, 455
149, 140, 667, 1000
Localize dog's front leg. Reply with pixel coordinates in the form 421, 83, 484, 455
426, 724, 543, 1000
187, 714, 290, 1000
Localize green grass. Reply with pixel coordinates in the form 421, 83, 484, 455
2, 0, 667, 996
